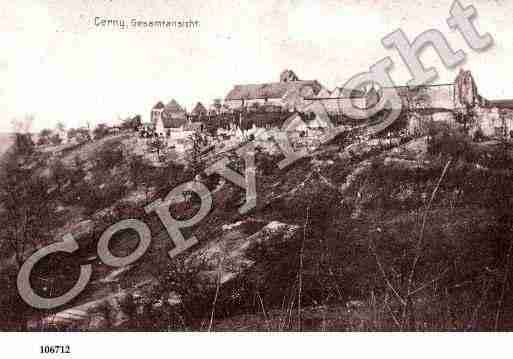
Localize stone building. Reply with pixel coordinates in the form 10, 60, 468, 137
474, 101, 513, 138
191, 102, 208, 117
362, 70, 484, 135
304, 87, 366, 115
455, 70, 513, 139
151, 99, 188, 136
224, 70, 323, 110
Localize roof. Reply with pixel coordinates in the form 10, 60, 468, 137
191, 102, 208, 115
487, 99, 513, 109
152, 101, 165, 109
306, 87, 365, 100
164, 99, 185, 113
225, 80, 322, 101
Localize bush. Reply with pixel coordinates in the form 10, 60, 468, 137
68, 128, 91, 143
93, 124, 109, 140
142, 258, 214, 329
473, 128, 485, 142
49, 134, 63, 146
84, 182, 128, 216
255, 150, 281, 176
0, 268, 32, 330
93, 139, 124, 171
37, 136, 49, 146
427, 126, 477, 162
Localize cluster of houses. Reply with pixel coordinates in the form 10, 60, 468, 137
145, 68, 513, 153
146, 69, 363, 150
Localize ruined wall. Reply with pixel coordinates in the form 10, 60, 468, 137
474, 107, 513, 138
422, 85, 455, 110
475, 107, 500, 137
454, 69, 484, 109
313, 97, 367, 114
380, 84, 455, 110
361, 70, 482, 113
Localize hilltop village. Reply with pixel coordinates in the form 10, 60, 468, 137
147, 68, 513, 149
34, 68, 513, 162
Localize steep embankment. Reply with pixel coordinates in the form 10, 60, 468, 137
26, 129, 513, 331
0, 132, 14, 159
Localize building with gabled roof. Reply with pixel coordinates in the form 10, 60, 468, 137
153, 101, 165, 109
164, 99, 185, 113
151, 98, 189, 136
224, 70, 323, 110
191, 102, 208, 117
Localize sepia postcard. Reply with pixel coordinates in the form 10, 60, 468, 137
1, 0, 513, 357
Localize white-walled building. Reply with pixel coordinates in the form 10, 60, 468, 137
224, 70, 323, 111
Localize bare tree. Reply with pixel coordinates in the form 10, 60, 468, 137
0, 135, 59, 268
186, 132, 206, 175
55, 121, 66, 132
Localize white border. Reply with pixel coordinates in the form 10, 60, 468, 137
0, 332, 511, 359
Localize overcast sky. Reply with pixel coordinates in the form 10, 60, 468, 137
0, 0, 512, 132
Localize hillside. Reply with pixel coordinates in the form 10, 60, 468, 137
2, 127, 513, 331
0, 132, 14, 158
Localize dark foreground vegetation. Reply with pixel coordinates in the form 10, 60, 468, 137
1, 125, 513, 331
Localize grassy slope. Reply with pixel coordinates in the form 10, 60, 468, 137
24, 130, 513, 331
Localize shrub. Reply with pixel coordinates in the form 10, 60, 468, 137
49, 133, 62, 146
473, 128, 485, 142
93, 139, 124, 171
80, 181, 128, 216
146, 258, 214, 329
93, 124, 110, 140
427, 126, 477, 162
0, 268, 32, 330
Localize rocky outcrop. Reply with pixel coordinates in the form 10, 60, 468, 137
189, 220, 300, 285
32, 220, 300, 330
454, 69, 484, 108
